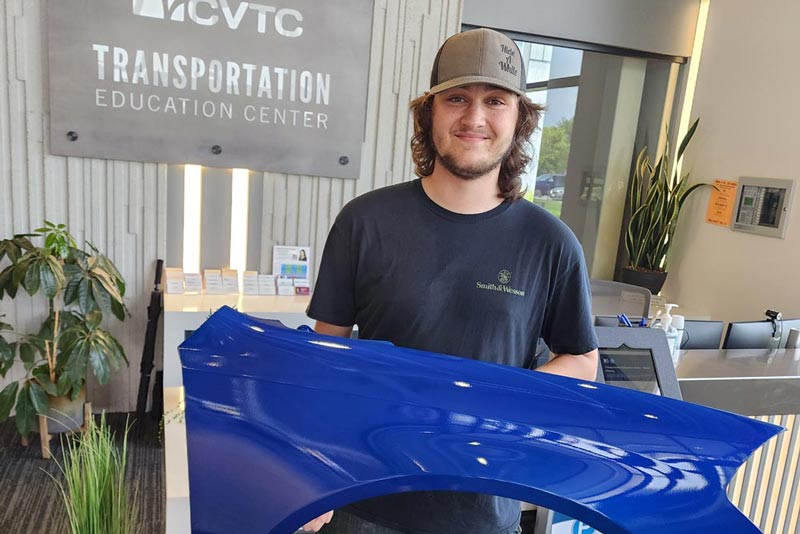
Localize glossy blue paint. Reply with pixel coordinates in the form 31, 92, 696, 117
179, 306, 782, 534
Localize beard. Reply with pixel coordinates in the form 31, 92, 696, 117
435, 141, 514, 181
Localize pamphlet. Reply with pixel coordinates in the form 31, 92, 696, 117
164, 268, 185, 294
203, 269, 225, 294
222, 268, 239, 293
183, 272, 203, 294
294, 278, 310, 295
258, 274, 277, 295
242, 271, 260, 295
277, 277, 295, 296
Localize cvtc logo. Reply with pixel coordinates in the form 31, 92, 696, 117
498, 270, 512, 285
131, 0, 303, 37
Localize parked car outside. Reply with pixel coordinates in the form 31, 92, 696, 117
549, 186, 565, 201
534, 173, 565, 198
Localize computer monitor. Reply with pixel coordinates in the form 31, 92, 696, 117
723, 320, 779, 349
680, 320, 724, 350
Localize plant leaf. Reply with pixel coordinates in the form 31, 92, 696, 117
110, 298, 126, 321
20, 343, 36, 371
91, 279, 112, 315
23, 261, 41, 295
63, 274, 81, 305
677, 118, 700, 161
56, 372, 73, 397
15, 384, 36, 437
78, 278, 94, 314
65, 338, 89, 383
0, 336, 12, 365
0, 382, 19, 422
29, 382, 49, 415
0, 342, 15, 378
32, 365, 58, 396
85, 310, 103, 330
88, 341, 110, 385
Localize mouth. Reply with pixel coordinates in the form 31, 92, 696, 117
454, 132, 490, 143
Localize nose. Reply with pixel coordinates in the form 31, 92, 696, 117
460, 101, 487, 129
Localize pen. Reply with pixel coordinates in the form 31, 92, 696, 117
638, 316, 647, 327
617, 314, 633, 327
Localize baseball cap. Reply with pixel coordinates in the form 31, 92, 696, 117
429, 28, 526, 96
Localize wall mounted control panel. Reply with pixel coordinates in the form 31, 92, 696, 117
732, 177, 794, 238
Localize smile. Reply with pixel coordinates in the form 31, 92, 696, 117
454, 132, 490, 142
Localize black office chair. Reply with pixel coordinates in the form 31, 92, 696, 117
680, 320, 724, 350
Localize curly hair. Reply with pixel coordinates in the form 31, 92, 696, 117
409, 91, 544, 201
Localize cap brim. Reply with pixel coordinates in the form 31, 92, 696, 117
429, 75, 525, 96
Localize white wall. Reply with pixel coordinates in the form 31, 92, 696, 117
663, 0, 800, 322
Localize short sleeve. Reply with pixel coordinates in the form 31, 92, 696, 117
540, 243, 598, 355
306, 212, 357, 327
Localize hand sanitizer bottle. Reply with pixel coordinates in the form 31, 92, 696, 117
660, 304, 680, 364
671, 314, 685, 362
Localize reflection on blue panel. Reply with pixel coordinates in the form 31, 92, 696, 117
179, 306, 782, 534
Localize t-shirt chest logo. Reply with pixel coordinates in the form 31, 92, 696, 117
475, 269, 526, 297
498, 270, 512, 284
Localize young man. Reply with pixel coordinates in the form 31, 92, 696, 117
304, 28, 598, 534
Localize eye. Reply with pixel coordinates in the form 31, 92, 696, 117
487, 97, 507, 106
447, 95, 467, 103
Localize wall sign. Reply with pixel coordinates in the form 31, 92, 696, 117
47, 0, 374, 179
704, 179, 737, 227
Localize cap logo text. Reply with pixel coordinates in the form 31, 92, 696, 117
498, 44, 517, 75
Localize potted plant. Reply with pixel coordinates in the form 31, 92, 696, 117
47, 413, 138, 534
0, 221, 128, 453
620, 119, 714, 295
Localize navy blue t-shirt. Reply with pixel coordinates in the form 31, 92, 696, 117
308, 179, 597, 534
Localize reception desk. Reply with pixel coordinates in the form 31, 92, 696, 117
162, 294, 312, 534
677, 349, 800, 534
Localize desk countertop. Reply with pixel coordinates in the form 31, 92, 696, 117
676, 348, 800, 379
164, 293, 311, 314
676, 349, 800, 415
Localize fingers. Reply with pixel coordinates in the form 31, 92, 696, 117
301, 510, 334, 532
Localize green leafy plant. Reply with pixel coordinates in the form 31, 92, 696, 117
625, 119, 715, 272
46, 413, 138, 534
0, 221, 129, 438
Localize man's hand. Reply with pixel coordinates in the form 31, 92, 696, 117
300, 511, 334, 532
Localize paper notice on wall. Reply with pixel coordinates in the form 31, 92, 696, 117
705, 179, 738, 226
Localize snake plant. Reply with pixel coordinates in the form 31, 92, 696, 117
625, 118, 714, 272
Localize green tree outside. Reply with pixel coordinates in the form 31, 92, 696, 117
537, 117, 573, 175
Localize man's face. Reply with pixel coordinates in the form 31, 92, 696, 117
431, 84, 520, 181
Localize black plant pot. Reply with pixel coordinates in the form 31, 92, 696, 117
620, 267, 668, 296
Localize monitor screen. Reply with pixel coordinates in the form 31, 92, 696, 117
600, 345, 661, 395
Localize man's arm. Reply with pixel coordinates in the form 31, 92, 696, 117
314, 320, 353, 338
536, 349, 598, 381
